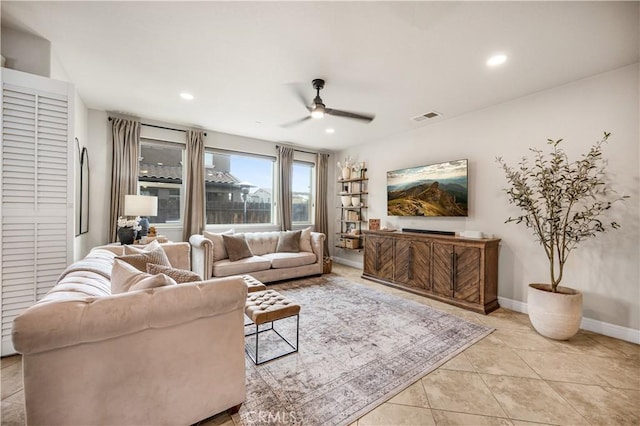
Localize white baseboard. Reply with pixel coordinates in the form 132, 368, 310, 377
333, 256, 364, 269
498, 296, 640, 344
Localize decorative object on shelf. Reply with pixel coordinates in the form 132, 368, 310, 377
340, 195, 352, 207
368, 219, 380, 231
337, 155, 355, 180
497, 132, 627, 340
117, 216, 141, 245
124, 195, 158, 237
351, 196, 361, 207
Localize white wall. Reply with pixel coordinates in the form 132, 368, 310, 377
336, 64, 639, 332
0, 26, 50, 77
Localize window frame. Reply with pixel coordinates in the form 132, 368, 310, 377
204, 148, 277, 228
138, 139, 186, 227
291, 159, 316, 226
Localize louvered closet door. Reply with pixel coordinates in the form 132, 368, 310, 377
1, 69, 74, 355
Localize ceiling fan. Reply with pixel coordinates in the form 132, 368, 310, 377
282, 79, 375, 127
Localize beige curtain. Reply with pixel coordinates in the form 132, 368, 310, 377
315, 153, 330, 258
109, 118, 140, 242
278, 146, 294, 231
182, 130, 206, 241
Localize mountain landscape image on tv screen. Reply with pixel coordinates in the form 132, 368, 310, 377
387, 159, 468, 217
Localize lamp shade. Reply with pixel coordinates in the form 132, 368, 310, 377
124, 195, 158, 216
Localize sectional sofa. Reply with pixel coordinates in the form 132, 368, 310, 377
11, 243, 247, 426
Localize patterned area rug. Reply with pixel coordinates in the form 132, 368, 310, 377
235, 275, 493, 426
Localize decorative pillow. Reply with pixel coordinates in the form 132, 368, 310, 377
146, 263, 201, 284
203, 229, 234, 262
222, 234, 254, 262
300, 226, 313, 253
116, 245, 171, 272
111, 259, 177, 294
124, 239, 162, 255
276, 230, 301, 253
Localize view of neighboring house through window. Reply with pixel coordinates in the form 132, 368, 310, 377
138, 141, 184, 224
204, 150, 275, 225
293, 161, 314, 223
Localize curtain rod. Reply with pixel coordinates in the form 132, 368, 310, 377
275, 144, 325, 155
108, 117, 207, 136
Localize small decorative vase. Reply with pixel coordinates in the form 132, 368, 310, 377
351, 197, 361, 207
117, 227, 136, 245
341, 196, 352, 207
341, 167, 351, 180
527, 283, 583, 340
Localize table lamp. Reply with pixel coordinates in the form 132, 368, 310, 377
124, 195, 158, 237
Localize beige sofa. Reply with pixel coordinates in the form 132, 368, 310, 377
12, 243, 247, 426
190, 231, 325, 283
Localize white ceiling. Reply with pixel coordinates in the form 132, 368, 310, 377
2, 1, 638, 151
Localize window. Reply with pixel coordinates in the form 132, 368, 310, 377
138, 142, 184, 224
204, 150, 275, 225
292, 161, 314, 223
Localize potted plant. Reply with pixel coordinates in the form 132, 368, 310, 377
497, 132, 627, 340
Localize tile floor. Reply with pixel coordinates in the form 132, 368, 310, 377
2, 264, 639, 426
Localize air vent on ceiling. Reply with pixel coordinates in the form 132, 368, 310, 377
411, 111, 441, 122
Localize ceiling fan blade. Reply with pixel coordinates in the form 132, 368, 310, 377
280, 116, 312, 128
325, 108, 375, 122
288, 85, 312, 112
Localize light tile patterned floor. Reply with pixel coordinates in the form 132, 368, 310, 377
2, 264, 639, 425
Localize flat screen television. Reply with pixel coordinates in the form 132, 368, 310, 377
387, 159, 468, 217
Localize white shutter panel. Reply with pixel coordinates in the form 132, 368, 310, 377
1, 69, 74, 355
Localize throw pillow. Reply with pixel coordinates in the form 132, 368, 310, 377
111, 258, 177, 294
203, 229, 234, 262
123, 239, 162, 255
116, 245, 171, 272
222, 234, 254, 262
276, 230, 301, 253
300, 226, 313, 253
146, 263, 201, 284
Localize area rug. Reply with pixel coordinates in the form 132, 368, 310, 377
234, 275, 493, 426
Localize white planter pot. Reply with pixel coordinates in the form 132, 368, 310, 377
351, 197, 360, 207
527, 283, 583, 340
341, 167, 351, 180
340, 196, 351, 207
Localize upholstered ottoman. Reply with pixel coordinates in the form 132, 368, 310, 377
241, 274, 267, 293
244, 289, 300, 364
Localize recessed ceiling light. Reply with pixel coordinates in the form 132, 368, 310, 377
180, 92, 194, 100
325, 128, 335, 134
487, 54, 507, 67
157, 162, 163, 166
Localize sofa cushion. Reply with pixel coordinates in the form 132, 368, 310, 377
276, 230, 301, 253
262, 252, 317, 269
300, 226, 313, 253
111, 259, 177, 294
116, 246, 171, 272
146, 264, 201, 284
212, 256, 272, 277
244, 232, 279, 256
223, 234, 254, 261
203, 229, 234, 262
